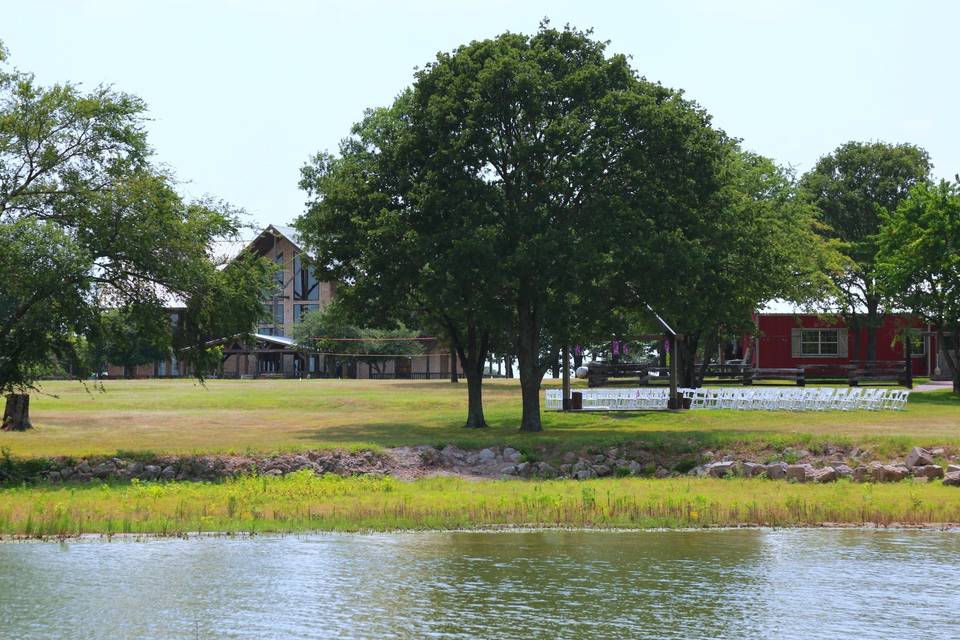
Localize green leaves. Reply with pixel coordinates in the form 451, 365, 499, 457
876, 179, 960, 388
0, 45, 273, 392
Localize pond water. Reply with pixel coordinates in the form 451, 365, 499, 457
1, 529, 958, 639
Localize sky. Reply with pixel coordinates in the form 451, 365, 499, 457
4, 0, 959, 233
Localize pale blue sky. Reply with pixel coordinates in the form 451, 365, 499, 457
4, 0, 958, 230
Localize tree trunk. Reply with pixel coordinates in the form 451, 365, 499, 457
464, 370, 486, 428
865, 297, 880, 363
2, 394, 32, 431
449, 348, 458, 383
519, 371, 542, 431
573, 351, 583, 370
504, 356, 514, 379
450, 320, 488, 428
517, 299, 545, 432
677, 333, 700, 389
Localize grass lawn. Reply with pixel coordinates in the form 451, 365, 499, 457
2, 378, 958, 458
3, 472, 959, 536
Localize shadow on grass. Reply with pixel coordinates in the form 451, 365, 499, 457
286, 417, 923, 455
909, 389, 960, 407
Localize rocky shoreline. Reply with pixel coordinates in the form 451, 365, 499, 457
6, 443, 960, 487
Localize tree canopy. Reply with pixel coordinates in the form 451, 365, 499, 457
0, 42, 271, 429
298, 23, 840, 429
799, 141, 931, 360
877, 179, 960, 392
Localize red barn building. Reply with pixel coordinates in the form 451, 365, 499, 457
749, 312, 936, 377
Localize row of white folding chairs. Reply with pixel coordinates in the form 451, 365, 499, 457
682, 387, 909, 411
546, 387, 910, 411
579, 388, 670, 410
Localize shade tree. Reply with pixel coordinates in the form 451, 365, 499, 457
799, 141, 932, 362
0, 43, 272, 430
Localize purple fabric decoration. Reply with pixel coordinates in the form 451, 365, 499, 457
611, 341, 620, 356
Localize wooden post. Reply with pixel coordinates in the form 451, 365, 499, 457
669, 337, 679, 410
562, 345, 571, 411
904, 330, 914, 389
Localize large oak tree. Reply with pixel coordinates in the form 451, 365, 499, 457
299, 24, 746, 430
799, 141, 931, 362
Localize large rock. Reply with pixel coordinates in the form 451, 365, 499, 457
160, 465, 176, 480
535, 463, 559, 479
944, 471, 960, 487
852, 466, 870, 482
593, 464, 612, 478
502, 447, 523, 463
440, 445, 465, 462
913, 465, 944, 479
626, 460, 644, 476
742, 461, 766, 477
706, 461, 735, 478
905, 447, 934, 468
765, 462, 788, 480
575, 468, 598, 481
834, 464, 854, 479
876, 464, 909, 482
813, 467, 838, 483
142, 465, 161, 481
476, 448, 497, 463
786, 464, 815, 482
947, 464, 960, 474
92, 462, 115, 478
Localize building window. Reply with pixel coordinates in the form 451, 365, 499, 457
273, 302, 284, 327
294, 303, 320, 323
274, 251, 285, 289
801, 329, 839, 355
792, 327, 847, 358
909, 331, 927, 357
294, 255, 320, 301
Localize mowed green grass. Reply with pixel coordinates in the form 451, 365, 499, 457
4, 472, 960, 536
2, 378, 958, 458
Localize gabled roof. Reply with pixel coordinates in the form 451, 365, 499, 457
243, 223, 315, 260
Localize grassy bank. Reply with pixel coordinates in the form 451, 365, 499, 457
2, 472, 959, 537
2, 379, 959, 458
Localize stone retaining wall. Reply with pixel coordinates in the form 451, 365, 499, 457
8, 444, 960, 487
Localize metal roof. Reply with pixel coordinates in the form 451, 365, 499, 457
251, 333, 298, 347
